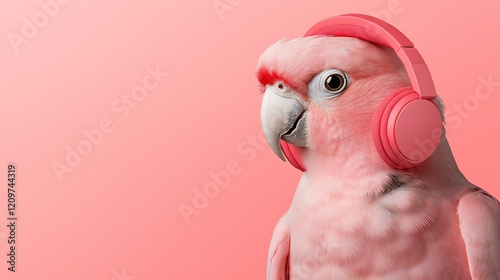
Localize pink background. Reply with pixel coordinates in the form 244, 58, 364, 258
0, 0, 499, 279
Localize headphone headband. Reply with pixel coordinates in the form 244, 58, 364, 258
304, 14, 436, 99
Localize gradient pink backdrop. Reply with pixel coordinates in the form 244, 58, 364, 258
0, 0, 499, 279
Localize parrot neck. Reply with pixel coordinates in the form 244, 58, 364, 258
300, 134, 469, 196
301, 145, 393, 196
410, 135, 469, 184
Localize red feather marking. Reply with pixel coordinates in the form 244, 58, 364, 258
257, 67, 275, 86
257, 67, 278, 93
256, 67, 295, 94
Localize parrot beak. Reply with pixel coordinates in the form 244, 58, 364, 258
261, 86, 308, 161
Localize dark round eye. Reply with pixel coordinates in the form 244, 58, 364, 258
324, 73, 346, 93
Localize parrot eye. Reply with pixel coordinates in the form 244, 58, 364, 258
309, 69, 350, 100
323, 70, 348, 95
325, 74, 344, 92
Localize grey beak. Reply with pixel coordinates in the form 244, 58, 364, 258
260, 87, 308, 161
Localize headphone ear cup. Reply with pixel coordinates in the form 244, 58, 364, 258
373, 88, 443, 169
388, 95, 443, 167
373, 88, 415, 169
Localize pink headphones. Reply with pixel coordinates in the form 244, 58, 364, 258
282, 14, 443, 170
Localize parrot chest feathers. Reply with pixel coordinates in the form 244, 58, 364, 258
287, 173, 471, 279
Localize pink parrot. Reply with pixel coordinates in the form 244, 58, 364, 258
257, 30, 500, 279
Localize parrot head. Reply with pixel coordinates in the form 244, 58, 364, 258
257, 36, 434, 172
